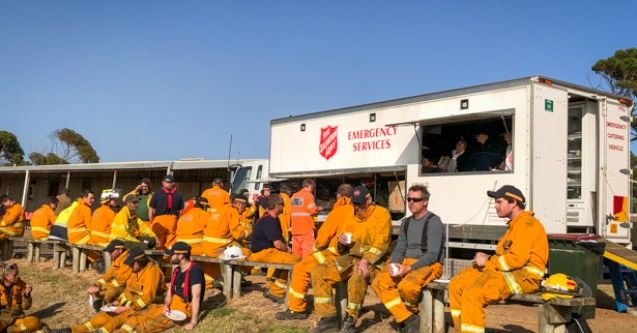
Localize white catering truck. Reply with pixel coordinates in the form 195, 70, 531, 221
240, 76, 634, 255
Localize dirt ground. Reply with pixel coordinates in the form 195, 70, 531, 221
12, 259, 637, 332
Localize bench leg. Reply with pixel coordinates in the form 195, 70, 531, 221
60, 250, 67, 269
539, 303, 572, 333
79, 250, 87, 272
52, 245, 60, 269
104, 252, 112, 271
34, 244, 41, 263
432, 289, 445, 333
222, 264, 233, 300
26, 242, 34, 263
72, 247, 80, 273
420, 289, 434, 333
335, 282, 348, 326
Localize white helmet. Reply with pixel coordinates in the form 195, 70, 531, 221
222, 245, 245, 260
100, 189, 120, 201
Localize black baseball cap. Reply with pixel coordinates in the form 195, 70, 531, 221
351, 185, 371, 205
162, 175, 175, 183
487, 185, 526, 204
167, 242, 191, 256
124, 247, 146, 266
104, 239, 126, 254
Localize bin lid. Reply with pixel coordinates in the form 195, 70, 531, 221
548, 233, 606, 254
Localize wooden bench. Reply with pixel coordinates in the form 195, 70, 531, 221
191, 255, 235, 299
69, 243, 107, 273
419, 280, 596, 333
7, 236, 67, 269
226, 259, 295, 304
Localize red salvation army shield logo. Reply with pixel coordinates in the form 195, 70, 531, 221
319, 126, 338, 160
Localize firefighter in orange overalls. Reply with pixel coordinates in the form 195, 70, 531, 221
372, 184, 445, 333
0, 195, 25, 239
310, 185, 391, 333
276, 183, 354, 320
290, 179, 322, 258
29, 196, 58, 240
57, 247, 165, 333
201, 178, 230, 213
90, 189, 119, 247
149, 175, 184, 250
248, 194, 300, 303
67, 190, 95, 245
449, 185, 548, 333
86, 240, 132, 309
118, 242, 205, 332
0, 263, 42, 332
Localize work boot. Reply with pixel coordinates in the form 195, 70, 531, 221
309, 316, 340, 333
341, 314, 356, 333
212, 278, 224, 290
275, 309, 309, 320
263, 290, 285, 304
400, 314, 420, 333
240, 278, 253, 289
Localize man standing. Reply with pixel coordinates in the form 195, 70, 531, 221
448, 185, 548, 333
56, 247, 165, 333
201, 178, 229, 212
149, 175, 184, 249
248, 194, 300, 304
124, 178, 154, 223
276, 183, 353, 320
310, 186, 391, 333
90, 189, 119, 247
55, 188, 72, 215
290, 179, 321, 258
119, 242, 205, 332
372, 184, 445, 333
0, 263, 42, 332
30, 196, 58, 240
0, 195, 25, 239
86, 240, 132, 308
278, 184, 293, 244
256, 184, 273, 218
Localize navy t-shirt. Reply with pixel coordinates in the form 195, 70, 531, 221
149, 189, 185, 216
250, 214, 283, 253
173, 263, 205, 305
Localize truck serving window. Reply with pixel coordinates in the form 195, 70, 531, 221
420, 114, 513, 174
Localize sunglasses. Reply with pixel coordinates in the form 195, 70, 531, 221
407, 197, 425, 203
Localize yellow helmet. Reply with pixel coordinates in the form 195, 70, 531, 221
541, 273, 578, 301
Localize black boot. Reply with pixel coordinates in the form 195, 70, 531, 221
341, 314, 356, 333
262, 290, 285, 304
309, 316, 340, 333
275, 308, 309, 320
400, 314, 420, 333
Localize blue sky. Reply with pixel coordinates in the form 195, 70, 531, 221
1, 1, 635, 162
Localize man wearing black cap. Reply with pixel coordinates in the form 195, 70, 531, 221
149, 175, 184, 249
58, 248, 165, 333
310, 185, 391, 333
119, 242, 205, 332
449, 185, 548, 333
86, 240, 132, 310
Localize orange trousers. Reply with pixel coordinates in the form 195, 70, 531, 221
291, 232, 315, 258
71, 309, 134, 333
288, 249, 337, 312
100, 285, 125, 304
448, 267, 541, 333
152, 215, 178, 249
311, 257, 377, 319
372, 259, 442, 323
0, 316, 41, 333
119, 295, 192, 333
248, 248, 299, 297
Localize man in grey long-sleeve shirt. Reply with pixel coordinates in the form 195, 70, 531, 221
371, 184, 445, 333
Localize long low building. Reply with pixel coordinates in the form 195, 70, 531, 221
0, 158, 262, 212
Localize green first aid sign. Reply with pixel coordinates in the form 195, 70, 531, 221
545, 99, 554, 112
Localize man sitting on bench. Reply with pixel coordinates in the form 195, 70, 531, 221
371, 184, 444, 333
86, 240, 132, 310
449, 185, 548, 333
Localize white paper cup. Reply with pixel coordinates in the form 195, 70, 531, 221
344, 233, 353, 244
389, 263, 401, 276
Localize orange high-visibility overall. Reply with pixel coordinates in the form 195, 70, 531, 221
0, 203, 25, 239
448, 211, 548, 333
29, 204, 56, 240
290, 188, 318, 258
91, 204, 116, 246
